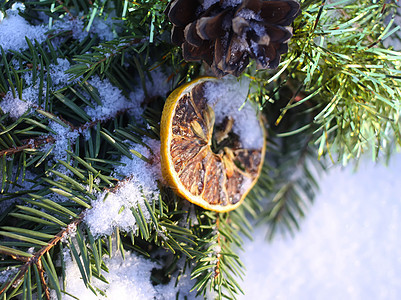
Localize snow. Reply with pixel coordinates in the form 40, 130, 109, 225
11, 3, 26, 11
44, 121, 80, 163
49, 58, 75, 86
22, 58, 72, 88
0, 91, 33, 119
51, 10, 121, 43
0, 169, 41, 215
202, 0, 219, 10
60, 249, 197, 300
240, 154, 401, 299
17, 58, 75, 109
0, 6, 48, 52
85, 140, 162, 237
52, 15, 87, 41
0, 267, 18, 285
204, 75, 264, 149
85, 69, 171, 122
201, 0, 248, 12
236, 8, 262, 22
85, 76, 136, 121
221, 0, 243, 9
145, 68, 172, 99
91, 11, 122, 41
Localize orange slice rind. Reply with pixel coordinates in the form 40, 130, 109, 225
160, 76, 266, 212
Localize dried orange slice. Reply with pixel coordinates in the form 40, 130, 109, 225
160, 76, 265, 212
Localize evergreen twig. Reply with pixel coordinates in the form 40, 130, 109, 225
0, 212, 85, 298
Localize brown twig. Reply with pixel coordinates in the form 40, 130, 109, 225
0, 136, 56, 157
37, 260, 51, 300
214, 215, 221, 279
0, 212, 86, 298
56, 0, 73, 17
0, 105, 134, 157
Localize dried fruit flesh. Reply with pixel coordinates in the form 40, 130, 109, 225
160, 77, 265, 212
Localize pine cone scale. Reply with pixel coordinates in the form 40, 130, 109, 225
167, 0, 301, 77
259, 0, 301, 26
167, 0, 199, 27
196, 12, 228, 40
264, 24, 293, 43
171, 25, 185, 46
185, 22, 204, 47
183, 41, 214, 65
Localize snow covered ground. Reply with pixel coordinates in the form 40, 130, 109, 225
240, 154, 401, 300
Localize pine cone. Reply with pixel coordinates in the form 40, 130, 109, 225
166, 0, 300, 77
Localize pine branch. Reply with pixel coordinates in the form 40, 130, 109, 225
0, 136, 55, 157
252, 0, 401, 162
0, 212, 85, 299
67, 37, 144, 82
190, 211, 245, 299
55, 0, 73, 17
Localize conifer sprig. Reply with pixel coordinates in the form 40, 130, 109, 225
252, 0, 401, 163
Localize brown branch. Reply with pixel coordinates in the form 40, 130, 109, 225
37, 260, 51, 300
0, 100, 148, 293
0, 136, 56, 157
56, 0, 73, 17
0, 105, 134, 157
214, 215, 221, 279
0, 212, 86, 297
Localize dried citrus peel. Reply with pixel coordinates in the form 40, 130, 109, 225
160, 76, 265, 212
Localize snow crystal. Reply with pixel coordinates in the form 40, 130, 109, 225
84, 76, 134, 121
250, 21, 266, 37
236, 9, 262, 22
202, 0, 219, 10
221, 0, 243, 9
52, 15, 87, 42
60, 250, 158, 300
91, 13, 121, 41
0, 169, 41, 215
0, 8, 47, 52
49, 58, 74, 86
52, 11, 121, 43
85, 140, 161, 237
240, 154, 401, 299
204, 75, 264, 149
20, 58, 73, 107
60, 250, 197, 300
84, 181, 151, 237
145, 68, 171, 99
114, 139, 161, 179
23, 58, 72, 87
0, 267, 18, 284
85, 69, 170, 122
11, 2, 26, 11
240, 176, 252, 194
44, 121, 80, 163
20, 86, 43, 108
0, 91, 33, 119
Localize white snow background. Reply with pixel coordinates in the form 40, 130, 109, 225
240, 154, 401, 300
